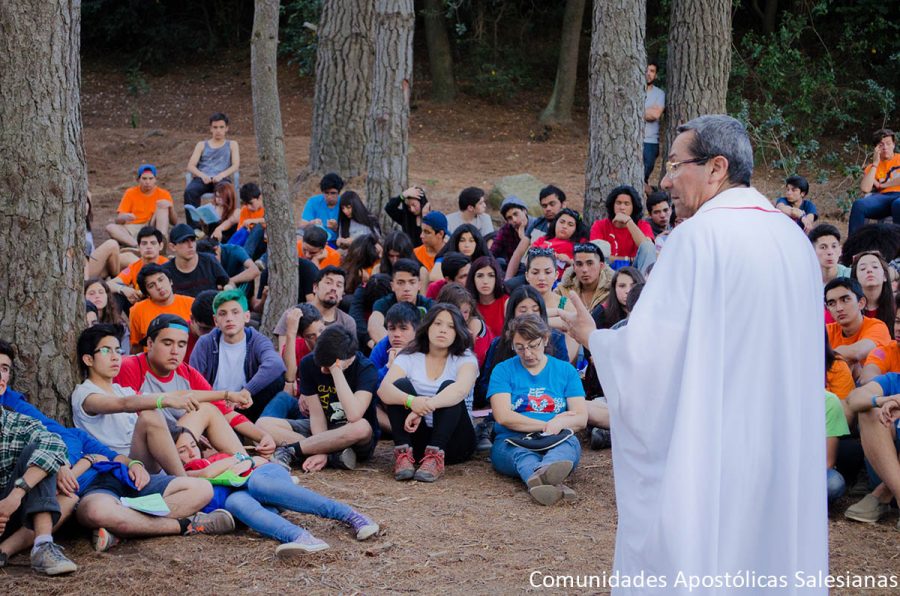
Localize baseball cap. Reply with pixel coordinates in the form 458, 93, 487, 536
422, 211, 448, 235
169, 223, 197, 244
137, 164, 157, 178
146, 314, 190, 342
500, 196, 527, 217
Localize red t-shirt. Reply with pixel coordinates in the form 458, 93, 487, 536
477, 296, 507, 338
589, 218, 654, 259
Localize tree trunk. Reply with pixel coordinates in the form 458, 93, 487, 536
583, 0, 646, 223
664, 0, 732, 162
752, 0, 779, 35
539, 0, 586, 126
0, 0, 86, 422
308, 0, 374, 179
422, 0, 456, 103
366, 0, 415, 230
251, 0, 298, 337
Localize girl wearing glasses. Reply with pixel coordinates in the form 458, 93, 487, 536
488, 314, 587, 506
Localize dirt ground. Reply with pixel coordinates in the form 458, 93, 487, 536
5, 55, 897, 593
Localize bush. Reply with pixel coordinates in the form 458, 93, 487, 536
280, 0, 321, 77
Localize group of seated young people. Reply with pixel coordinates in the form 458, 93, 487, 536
7, 121, 900, 575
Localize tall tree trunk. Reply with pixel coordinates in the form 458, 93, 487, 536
251, 0, 298, 336
307, 0, 374, 179
664, 0, 732, 161
0, 0, 86, 422
422, 0, 456, 103
366, 0, 415, 230
539, 0, 586, 126
752, 0, 779, 35
583, 0, 645, 222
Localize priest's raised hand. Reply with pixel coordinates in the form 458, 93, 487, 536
558, 291, 596, 349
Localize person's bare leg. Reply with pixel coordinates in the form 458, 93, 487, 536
105, 223, 138, 248
130, 410, 186, 476
150, 201, 171, 239
298, 420, 372, 455
0, 495, 77, 558
30, 511, 53, 538
119, 252, 139, 269
178, 404, 247, 455
77, 494, 181, 536
586, 400, 610, 429
376, 405, 391, 434
86, 238, 122, 279
256, 417, 307, 445
858, 409, 900, 501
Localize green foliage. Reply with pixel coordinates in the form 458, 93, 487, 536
280, 0, 321, 77
465, 43, 536, 102
125, 66, 149, 97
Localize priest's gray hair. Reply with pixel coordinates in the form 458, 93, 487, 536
677, 115, 754, 187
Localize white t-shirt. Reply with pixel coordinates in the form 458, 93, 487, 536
445, 211, 494, 237
392, 350, 478, 427
644, 85, 665, 143
213, 336, 248, 391
71, 380, 139, 456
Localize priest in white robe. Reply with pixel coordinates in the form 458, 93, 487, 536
563, 115, 827, 593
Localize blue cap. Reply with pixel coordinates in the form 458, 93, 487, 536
422, 211, 448, 235
137, 164, 157, 178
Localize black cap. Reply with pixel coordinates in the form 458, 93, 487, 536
169, 223, 197, 244
146, 314, 190, 341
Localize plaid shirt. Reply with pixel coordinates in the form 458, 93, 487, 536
490, 223, 523, 261
0, 408, 67, 488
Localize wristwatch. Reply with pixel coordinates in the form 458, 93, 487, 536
13, 477, 32, 494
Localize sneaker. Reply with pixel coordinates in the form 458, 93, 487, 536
414, 446, 445, 482
275, 532, 330, 556
345, 510, 379, 541
327, 447, 357, 470
844, 493, 891, 523
272, 445, 297, 470
526, 460, 574, 489
590, 427, 612, 450
559, 484, 577, 503
92, 527, 121, 552
0, 552, 7, 568
475, 420, 494, 454
30, 542, 77, 576
185, 508, 236, 535
529, 484, 564, 506
393, 445, 416, 481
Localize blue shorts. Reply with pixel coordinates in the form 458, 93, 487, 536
82, 471, 175, 499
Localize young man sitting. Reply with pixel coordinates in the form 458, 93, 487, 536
526, 185, 566, 242
491, 196, 534, 264
425, 252, 471, 299
809, 224, 850, 285
414, 211, 449, 274
848, 128, 900, 235
232, 182, 267, 261
273, 266, 357, 352
775, 174, 817, 232
557, 242, 612, 312
367, 303, 421, 433
825, 277, 892, 379
190, 289, 286, 422
106, 164, 176, 248
270, 326, 379, 472
445, 187, 493, 236
367, 258, 434, 346
111, 226, 168, 305
296, 225, 342, 269
163, 224, 230, 298
130, 263, 195, 353
184, 112, 241, 210
300, 173, 343, 243
197, 238, 260, 300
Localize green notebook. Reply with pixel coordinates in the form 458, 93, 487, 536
120, 493, 171, 516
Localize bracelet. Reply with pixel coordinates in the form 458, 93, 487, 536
156, 396, 164, 409
405, 395, 415, 409
872, 396, 879, 409
128, 460, 144, 468
225, 390, 231, 402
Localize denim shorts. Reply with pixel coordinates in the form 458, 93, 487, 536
82, 471, 175, 499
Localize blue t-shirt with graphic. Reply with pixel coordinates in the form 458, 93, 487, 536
872, 373, 900, 435
487, 355, 585, 439
302, 194, 340, 241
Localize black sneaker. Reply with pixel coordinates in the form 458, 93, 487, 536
272, 445, 297, 470
475, 420, 493, 454
327, 447, 357, 470
590, 427, 612, 450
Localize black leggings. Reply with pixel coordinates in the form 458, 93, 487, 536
387, 378, 476, 464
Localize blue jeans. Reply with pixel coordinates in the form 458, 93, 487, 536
259, 391, 302, 420
826, 468, 845, 504
491, 434, 581, 485
224, 463, 353, 544
848, 192, 900, 235
643, 142, 659, 182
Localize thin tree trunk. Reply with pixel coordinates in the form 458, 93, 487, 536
539, 0, 586, 126
664, 0, 732, 162
251, 0, 298, 336
422, 0, 456, 103
583, 0, 646, 222
307, 0, 374, 179
0, 0, 86, 422
366, 0, 415, 230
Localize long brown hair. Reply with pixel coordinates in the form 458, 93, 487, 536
214, 182, 237, 220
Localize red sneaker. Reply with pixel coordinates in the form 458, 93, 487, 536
393, 445, 416, 481
414, 446, 445, 482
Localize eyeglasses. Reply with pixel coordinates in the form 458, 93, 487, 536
93, 346, 124, 356
513, 340, 545, 355
664, 156, 709, 178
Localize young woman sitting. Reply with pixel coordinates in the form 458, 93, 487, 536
467, 255, 508, 337
337, 191, 381, 249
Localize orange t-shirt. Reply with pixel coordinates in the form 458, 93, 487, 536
825, 359, 855, 400
826, 317, 891, 350
864, 341, 900, 376
296, 240, 342, 269
117, 186, 173, 225
129, 295, 195, 349
865, 154, 900, 194
238, 206, 265, 230
115, 256, 169, 290
413, 245, 437, 272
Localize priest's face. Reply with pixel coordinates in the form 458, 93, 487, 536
662, 131, 714, 218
